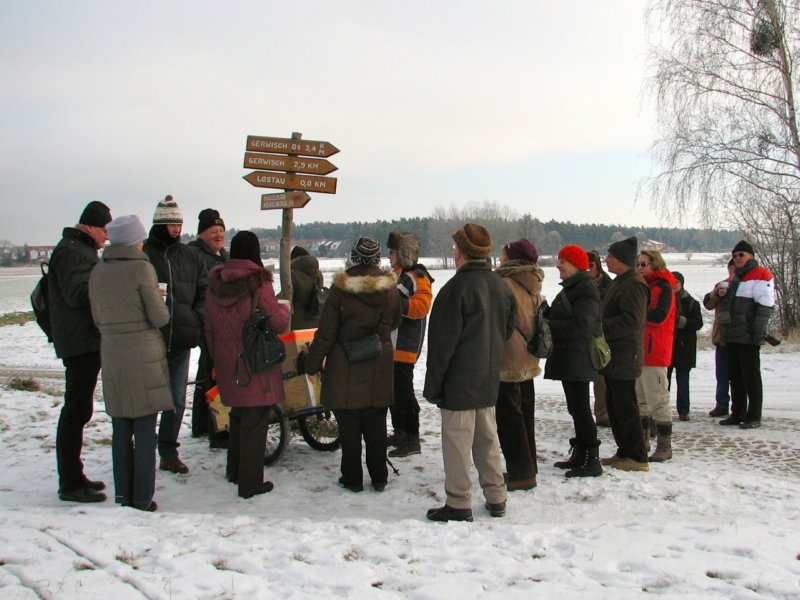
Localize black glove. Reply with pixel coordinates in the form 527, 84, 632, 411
296, 350, 307, 375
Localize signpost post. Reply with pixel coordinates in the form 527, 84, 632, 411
242, 131, 339, 301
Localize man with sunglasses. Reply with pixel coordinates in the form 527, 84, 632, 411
717, 240, 775, 429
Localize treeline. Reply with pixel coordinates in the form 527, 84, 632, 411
223, 214, 740, 259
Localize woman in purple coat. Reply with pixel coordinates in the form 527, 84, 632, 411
205, 231, 290, 499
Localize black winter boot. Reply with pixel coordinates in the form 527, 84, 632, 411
388, 434, 421, 457
387, 430, 405, 448
565, 441, 603, 478
554, 437, 579, 469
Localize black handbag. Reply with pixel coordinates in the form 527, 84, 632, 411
341, 332, 383, 363
236, 293, 286, 385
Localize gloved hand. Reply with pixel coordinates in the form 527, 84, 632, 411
296, 350, 308, 375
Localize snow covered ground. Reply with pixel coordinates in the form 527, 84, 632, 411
0, 258, 798, 599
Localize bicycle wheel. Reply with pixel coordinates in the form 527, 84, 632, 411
298, 409, 340, 451
264, 404, 289, 466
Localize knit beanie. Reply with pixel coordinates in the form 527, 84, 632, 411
79, 201, 112, 228
350, 236, 382, 266
732, 239, 755, 255
153, 195, 183, 225
386, 231, 420, 268
504, 239, 538, 263
107, 215, 147, 246
608, 236, 639, 267
452, 223, 492, 259
558, 245, 589, 271
673, 271, 685, 285
230, 231, 263, 267
291, 246, 310, 260
197, 208, 224, 234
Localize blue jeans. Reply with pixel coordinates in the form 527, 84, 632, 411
112, 414, 158, 507
715, 345, 731, 411
158, 349, 191, 458
668, 366, 692, 415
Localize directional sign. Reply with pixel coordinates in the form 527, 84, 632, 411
261, 191, 311, 210
243, 171, 338, 194
246, 136, 340, 158
243, 152, 338, 175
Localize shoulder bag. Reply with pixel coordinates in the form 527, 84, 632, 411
236, 292, 286, 385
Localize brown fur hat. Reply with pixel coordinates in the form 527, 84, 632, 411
386, 231, 420, 269
452, 223, 492, 259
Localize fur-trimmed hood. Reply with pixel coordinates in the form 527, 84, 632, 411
333, 266, 397, 303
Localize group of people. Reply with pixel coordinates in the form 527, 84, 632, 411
47, 203, 776, 519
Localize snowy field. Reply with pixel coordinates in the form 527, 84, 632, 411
0, 255, 798, 599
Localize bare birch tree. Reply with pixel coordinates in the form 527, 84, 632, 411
642, 0, 800, 333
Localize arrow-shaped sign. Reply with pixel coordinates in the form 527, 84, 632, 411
261, 191, 311, 210
243, 152, 338, 175
246, 136, 340, 158
243, 171, 338, 194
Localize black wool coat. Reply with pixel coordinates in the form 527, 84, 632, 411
671, 290, 703, 369
544, 271, 600, 383
600, 267, 649, 381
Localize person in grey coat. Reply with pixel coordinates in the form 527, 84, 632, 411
89, 215, 173, 512
424, 223, 514, 522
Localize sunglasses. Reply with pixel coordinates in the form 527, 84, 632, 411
732, 252, 749, 258
637, 261, 651, 267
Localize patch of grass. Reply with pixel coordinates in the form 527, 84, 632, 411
343, 548, 360, 562
115, 552, 138, 569
0, 311, 34, 326
212, 558, 243, 573
706, 570, 722, 579
7, 376, 41, 392
74, 561, 94, 571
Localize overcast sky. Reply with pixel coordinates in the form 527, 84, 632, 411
0, 1, 667, 246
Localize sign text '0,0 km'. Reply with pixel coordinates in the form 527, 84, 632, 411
245, 136, 340, 158
243, 171, 338, 194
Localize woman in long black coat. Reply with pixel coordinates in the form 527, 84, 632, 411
545, 245, 603, 478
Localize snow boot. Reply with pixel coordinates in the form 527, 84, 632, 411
649, 422, 673, 462
388, 434, 420, 457
554, 437, 580, 469
387, 430, 405, 448
565, 441, 603, 478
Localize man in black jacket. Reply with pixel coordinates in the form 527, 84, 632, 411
599, 237, 650, 472
424, 223, 514, 522
187, 208, 228, 448
143, 196, 208, 474
49, 200, 112, 502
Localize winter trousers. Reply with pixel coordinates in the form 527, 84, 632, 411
112, 413, 158, 507
389, 362, 420, 435
57, 352, 101, 493
440, 407, 506, 510
714, 344, 731, 412
604, 376, 647, 462
727, 343, 763, 422
158, 349, 191, 459
667, 366, 692, 415
562, 380, 598, 448
495, 379, 537, 481
336, 407, 389, 487
191, 342, 212, 436
592, 374, 609, 424
635, 366, 673, 423
227, 406, 271, 498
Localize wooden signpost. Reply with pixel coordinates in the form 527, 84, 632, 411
242, 131, 339, 300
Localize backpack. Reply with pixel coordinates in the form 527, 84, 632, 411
305, 278, 329, 321
235, 293, 287, 386
30, 262, 53, 343
528, 301, 552, 359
